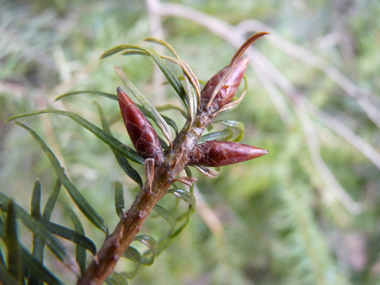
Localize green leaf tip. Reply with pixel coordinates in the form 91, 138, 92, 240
6, 200, 22, 282
55, 91, 117, 102
31, 179, 42, 218
114, 181, 125, 218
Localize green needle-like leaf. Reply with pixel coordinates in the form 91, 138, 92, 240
56, 90, 179, 135
30, 180, 43, 285
144, 48, 188, 109
105, 272, 129, 285
95, 102, 143, 187
102, 43, 189, 109
142, 37, 201, 106
60, 202, 88, 274
100, 44, 143, 59
40, 221, 96, 255
157, 169, 195, 255
121, 49, 193, 107
122, 246, 140, 278
161, 56, 201, 105
123, 45, 189, 106
8, 122, 109, 235
155, 104, 187, 119
144, 37, 180, 58
214, 120, 245, 142
30, 179, 61, 285
122, 246, 141, 263
0, 194, 80, 275
115, 67, 173, 144
134, 235, 158, 251
7, 110, 144, 165
114, 181, 125, 218
153, 205, 176, 231
134, 235, 157, 265
5, 201, 22, 282
159, 114, 178, 135
42, 179, 61, 221
157, 213, 193, 255
183, 75, 197, 128
199, 128, 234, 143
166, 189, 196, 209
120, 50, 148, 56
31, 179, 41, 218
55, 91, 117, 102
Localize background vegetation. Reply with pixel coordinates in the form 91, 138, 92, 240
1, 0, 379, 284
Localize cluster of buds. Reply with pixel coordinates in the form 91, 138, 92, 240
117, 32, 269, 172
75, 33, 270, 285
190, 54, 268, 167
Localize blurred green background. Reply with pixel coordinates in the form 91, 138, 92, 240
1, 0, 380, 284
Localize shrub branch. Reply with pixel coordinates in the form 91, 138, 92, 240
77, 106, 213, 284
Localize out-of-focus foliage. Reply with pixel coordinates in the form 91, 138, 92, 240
1, 0, 379, 284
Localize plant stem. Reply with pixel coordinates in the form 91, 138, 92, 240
77, 109, 213, 284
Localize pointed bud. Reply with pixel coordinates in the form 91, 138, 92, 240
117, 87, 164, 163
189, 140, 268, 167
201, 57, 249, 113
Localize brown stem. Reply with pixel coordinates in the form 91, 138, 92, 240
77, 109, 213, 285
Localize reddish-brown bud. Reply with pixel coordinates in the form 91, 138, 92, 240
117, 87, 164, 163
200, 57, 249, 113
189, 140, 268, 167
